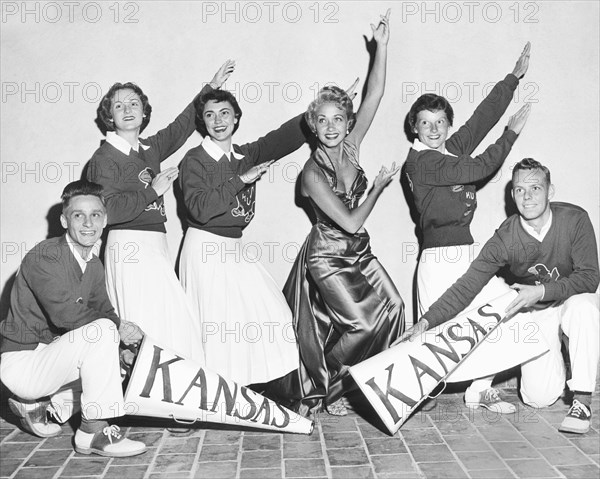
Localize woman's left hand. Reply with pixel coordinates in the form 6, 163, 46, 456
371, 9, 391, 45
210, 59, 236, 89
391, 318, 429, 346
373, 161, 400, 191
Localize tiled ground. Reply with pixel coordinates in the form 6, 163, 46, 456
1, 378, 599, 479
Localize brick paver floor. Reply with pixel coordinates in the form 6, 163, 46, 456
1, 377, 599, 479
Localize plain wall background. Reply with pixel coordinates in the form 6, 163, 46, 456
1, 1, 599, 324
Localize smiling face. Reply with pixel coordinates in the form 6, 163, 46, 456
202, 100, 238, 146
414, 109, 450, 151
512, 168, 554, 225
60, 195, 107, 257
110, 88, 144, 134
313, 102, 349, 150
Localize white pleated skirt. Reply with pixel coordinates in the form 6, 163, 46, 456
417, 244, 511, 317
179, 228, 299, 385
104, 229, 205, 364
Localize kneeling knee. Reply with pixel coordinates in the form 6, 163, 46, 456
521, 389, 561, 409
80, 318, 119, 346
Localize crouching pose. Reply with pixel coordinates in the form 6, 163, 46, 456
403, 159, 599, 434
0, 181, 147, 457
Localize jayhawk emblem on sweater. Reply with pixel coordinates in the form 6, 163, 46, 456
231, 186, 255, 223
138, 167, 166, 216
528, 263, 560, 284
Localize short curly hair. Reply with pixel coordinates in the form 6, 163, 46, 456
305, 86, 355, 133
96, 82, 152, 136
195, 89, 243, 137
408, 94, 454, 131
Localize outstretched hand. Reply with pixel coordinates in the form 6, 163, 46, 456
119, 320, 144, 346
512, 42, 531, 79
211, 59, 236, 88
505, 283, 544, 317
151, 166, 178, 197
371, 9, 391, 44
345, 78, 359, 101
373, 161, 400, 191
240, 160, 275, 184
507, 103, 532, 135
391, 318, 429, 346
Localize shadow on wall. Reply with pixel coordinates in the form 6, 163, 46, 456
504, 180, 518, 218
0, 203, 65, 323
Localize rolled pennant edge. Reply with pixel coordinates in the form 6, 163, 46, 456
165, 410, 315, 435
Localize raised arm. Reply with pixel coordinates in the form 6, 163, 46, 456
446, 43, 530, 156
303, 159, 399, 234
408, 103, 531, 187
150, 60, 236, 160
240, 113, 306, 167
346, 9, 390, 146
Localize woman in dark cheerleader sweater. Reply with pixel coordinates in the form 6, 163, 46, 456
86, 61, 234, 363
403, 43, 531, 412
178, 88, 306, 385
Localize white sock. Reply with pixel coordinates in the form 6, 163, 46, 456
467, 376, 494, 395
74, 429, 96, 448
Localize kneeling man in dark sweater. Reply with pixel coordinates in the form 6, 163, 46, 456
402, 158, 599, 434
0, 180, 147, 457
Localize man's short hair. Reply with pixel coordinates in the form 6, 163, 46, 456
512, 158, 552, 186
61, 180, 105, 212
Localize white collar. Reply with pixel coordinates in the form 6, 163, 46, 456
411, 138, 447, 155
520, 210, 553, 242
65, 233, 101, 273
106, 131, 151, 155
201, 136, 245, 162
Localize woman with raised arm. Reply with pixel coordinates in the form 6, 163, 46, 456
271, 10, 404, 417
87, 61, 235, 363
401, 44, 532, 412
178, 77, 309, 386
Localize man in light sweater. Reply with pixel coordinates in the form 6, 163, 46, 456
402, 158, 599, 434
0, 180, 147, 456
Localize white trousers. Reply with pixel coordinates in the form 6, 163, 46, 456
519, 293, 599, 407
0, 318, 125, 422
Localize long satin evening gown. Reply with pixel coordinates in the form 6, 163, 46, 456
275, 138, 405, 416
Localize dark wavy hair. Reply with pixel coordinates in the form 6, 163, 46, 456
95, 82, 152, 135
61, 180, 105, 212
408, 94, 454, 131
305, 86, 355, 133
195, 89, 243, 137
512, 158, 551, 186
